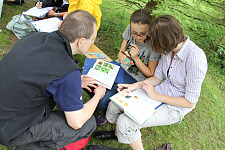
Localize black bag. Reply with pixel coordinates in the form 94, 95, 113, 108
154, 142, 173, 150
5, 0, 24, 5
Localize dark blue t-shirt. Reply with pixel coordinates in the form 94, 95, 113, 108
46, 70, 83, 111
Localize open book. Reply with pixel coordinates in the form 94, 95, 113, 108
23, 6, 54, 18
110, 89, 163, 125
30, 17, 62, 32
87, 59, 120, 90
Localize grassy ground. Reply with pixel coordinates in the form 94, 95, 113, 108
0, 0, 224, 150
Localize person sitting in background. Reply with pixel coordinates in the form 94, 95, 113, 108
68, 0, 102, 31
94, 15, 208, 150
35, 0, 69, 18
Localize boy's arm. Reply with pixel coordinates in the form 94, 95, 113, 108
64, 85, 106, 129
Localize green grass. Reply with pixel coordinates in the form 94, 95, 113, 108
0, 0, 225, 150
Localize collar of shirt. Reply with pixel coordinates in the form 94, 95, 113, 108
175, 36, 190, 61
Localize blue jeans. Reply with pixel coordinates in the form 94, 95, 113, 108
97, 63, 137, 111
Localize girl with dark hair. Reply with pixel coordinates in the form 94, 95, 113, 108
95, 9, 160, 126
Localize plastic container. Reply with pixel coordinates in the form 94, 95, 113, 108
121, 58, 132, 70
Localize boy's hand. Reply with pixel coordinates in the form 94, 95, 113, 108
94, 85, 106, 99
130, 44, 139, 59
81, 75, 98, 92
36, 2, 42, 9
142, 80, 156, 99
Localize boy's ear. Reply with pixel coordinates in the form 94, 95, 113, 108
57, 21, 63, 28
63, 13, 68, 20
77, 38, 85, 48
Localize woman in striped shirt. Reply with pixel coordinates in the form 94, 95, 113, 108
102, 15, 208, 150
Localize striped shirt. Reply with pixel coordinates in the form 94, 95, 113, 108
154, 36, 207, 117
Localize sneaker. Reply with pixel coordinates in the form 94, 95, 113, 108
93, 130, 117, 140
96, 111, 107, 126
87, 145, 125, 150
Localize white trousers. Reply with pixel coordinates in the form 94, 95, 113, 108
106, 102, 183, 144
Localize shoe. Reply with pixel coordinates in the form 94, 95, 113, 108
96, 111, 107, 126
87, 145, 126, 150
93, 130, 117, 140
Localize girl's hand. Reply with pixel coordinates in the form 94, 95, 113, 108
120, 51, 130, 64
130, 44, 139, 59
36, 2, 43, 9
117, 82, 140, 92
142, 79, 157, 99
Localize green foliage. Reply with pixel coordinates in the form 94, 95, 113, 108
95, 0, 132, 60
118, 0, 225, 90
208, 44, 225, 73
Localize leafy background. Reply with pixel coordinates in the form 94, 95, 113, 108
0, 0, 224, 149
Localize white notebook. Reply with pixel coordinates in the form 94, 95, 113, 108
110, 89, 163, 125
23, 6, 54, 18
87, 59, 120, 90
30, 17, 62, 33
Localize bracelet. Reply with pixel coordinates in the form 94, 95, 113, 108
56, 12, 58, 17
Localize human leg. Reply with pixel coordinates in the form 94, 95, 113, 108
130, 138, 144, 150
95, 86, 119, 126
115, 104, 182, 142
141, 104, 183, 127
104, 104, 182, 149
9, 111, 96, 150
97, 86, 118, 111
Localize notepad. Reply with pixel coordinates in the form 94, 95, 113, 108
30, 17, 62, 32
23, 6, 54, 18
110, 89, 163, 125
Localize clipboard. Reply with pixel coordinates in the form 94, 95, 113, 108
23, 6, 54, 18
30, 17, 62, 33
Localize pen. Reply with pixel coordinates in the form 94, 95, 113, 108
38, 0, 42, 8
112, 84, 128, 90
121, 51, 135, 64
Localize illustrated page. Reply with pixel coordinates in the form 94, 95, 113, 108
87, 60, 120, 89
110, 89, 162, 125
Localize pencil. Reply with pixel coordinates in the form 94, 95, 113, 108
121, 51, 135, 64
112, 84, 128, 90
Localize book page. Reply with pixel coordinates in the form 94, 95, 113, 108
87, 60, 120, 90
23, 6, 54, 18
125, 99, 156, 125
131, 89, 162, 108
87, 52, 106, 59
110, 89, 162, 125
30, 17, 61, 32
